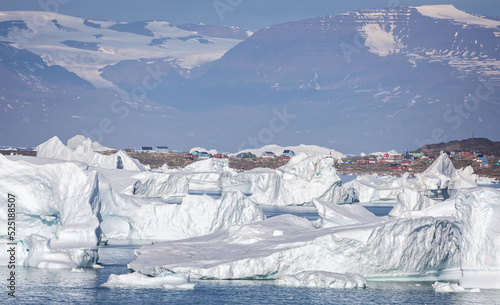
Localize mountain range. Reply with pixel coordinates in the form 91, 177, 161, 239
0, 5, 499, 154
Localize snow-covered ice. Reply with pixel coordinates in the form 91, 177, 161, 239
128, 214, 459, 281
345, 153, 478, 203
432, 281, 480, 293
0, 154, 101, 268
455, 188, 500, 289
102, 272, 194, 289
37, 136, 146, 171
221, 154, 353, 206
313, 199, 382, 228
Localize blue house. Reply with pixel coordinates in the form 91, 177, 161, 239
477, 154, 487, 162
282, 150, 295, 157
156, 146, 169, 153
198, 151, 210, 158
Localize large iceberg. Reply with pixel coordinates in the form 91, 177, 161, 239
129, 213, 459, 281
37, 136, 146, 171
455, 188, 500, 289
0, 154, 101, 268
95, 167, 265, 240
221, 154, 353, 206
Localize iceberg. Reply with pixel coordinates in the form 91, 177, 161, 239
275, 271, 366, 288
97, 169, 265, 240
221, 154, 353, 206
432, 281, 480, 293
345, 153, 478, 203
313, 199, 382, 228
102, 272, 195, 289
133, 173, 189, 200
455, 188, 500, 289
0, 154, 101, 268
412, 152, 477, 193
388, 187, 439, 218
128, 214, 459, 281
344, 174, 407, 203
36, 136, 146, 171
182, 158, 235, 174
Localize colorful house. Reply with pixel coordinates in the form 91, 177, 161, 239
198, 152, 211, 158
156, 146, 169, 153
282, 150, 295, 157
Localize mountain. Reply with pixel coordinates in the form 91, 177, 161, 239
0, 6, 499, 154
413, 138, 500, 156
0, 11, 243, 89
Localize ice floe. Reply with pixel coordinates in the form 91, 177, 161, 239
102, 272, 195, 289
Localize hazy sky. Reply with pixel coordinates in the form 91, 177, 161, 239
1, 0, 499, 30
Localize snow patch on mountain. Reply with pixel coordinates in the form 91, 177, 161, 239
415, 5, 500, 29
361, 23, 404, 57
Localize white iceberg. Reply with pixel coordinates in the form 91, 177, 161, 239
128, 214, 459, 281
313, 199, 382, 228
221, 154, 353, 206
345, 153, 478, 203
37, 136, 146, 171
182, 158, 235, 174
276, 271, 366, 288
388, 187, 439, 218
455, 187, 500, 289
132, 173, 189, 200
102, 272, 194, 289
413, 152, 477, 192
0, 154, 101, 268
344, 174, 407, 203
432, 281, 480, 293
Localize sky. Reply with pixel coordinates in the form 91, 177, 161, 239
1, 0, 499, 30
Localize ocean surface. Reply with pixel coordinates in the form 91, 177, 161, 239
2, 175, 500, 304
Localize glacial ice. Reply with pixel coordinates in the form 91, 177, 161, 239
313, 199, 382, 228
102, 272, 195, 289
0, 154, 101, 268
345, 153, 478, 203
344, 174, 407, 203
0, 152, 265, 271
275, 271, 366, 289
128, 214, 459, 281
455, 187, 500, 289
182, 158, 235, 174
221, 154, 353, 206
37, 136, 146, 171
432, 281, 480, 293
388, 187, 439, 217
